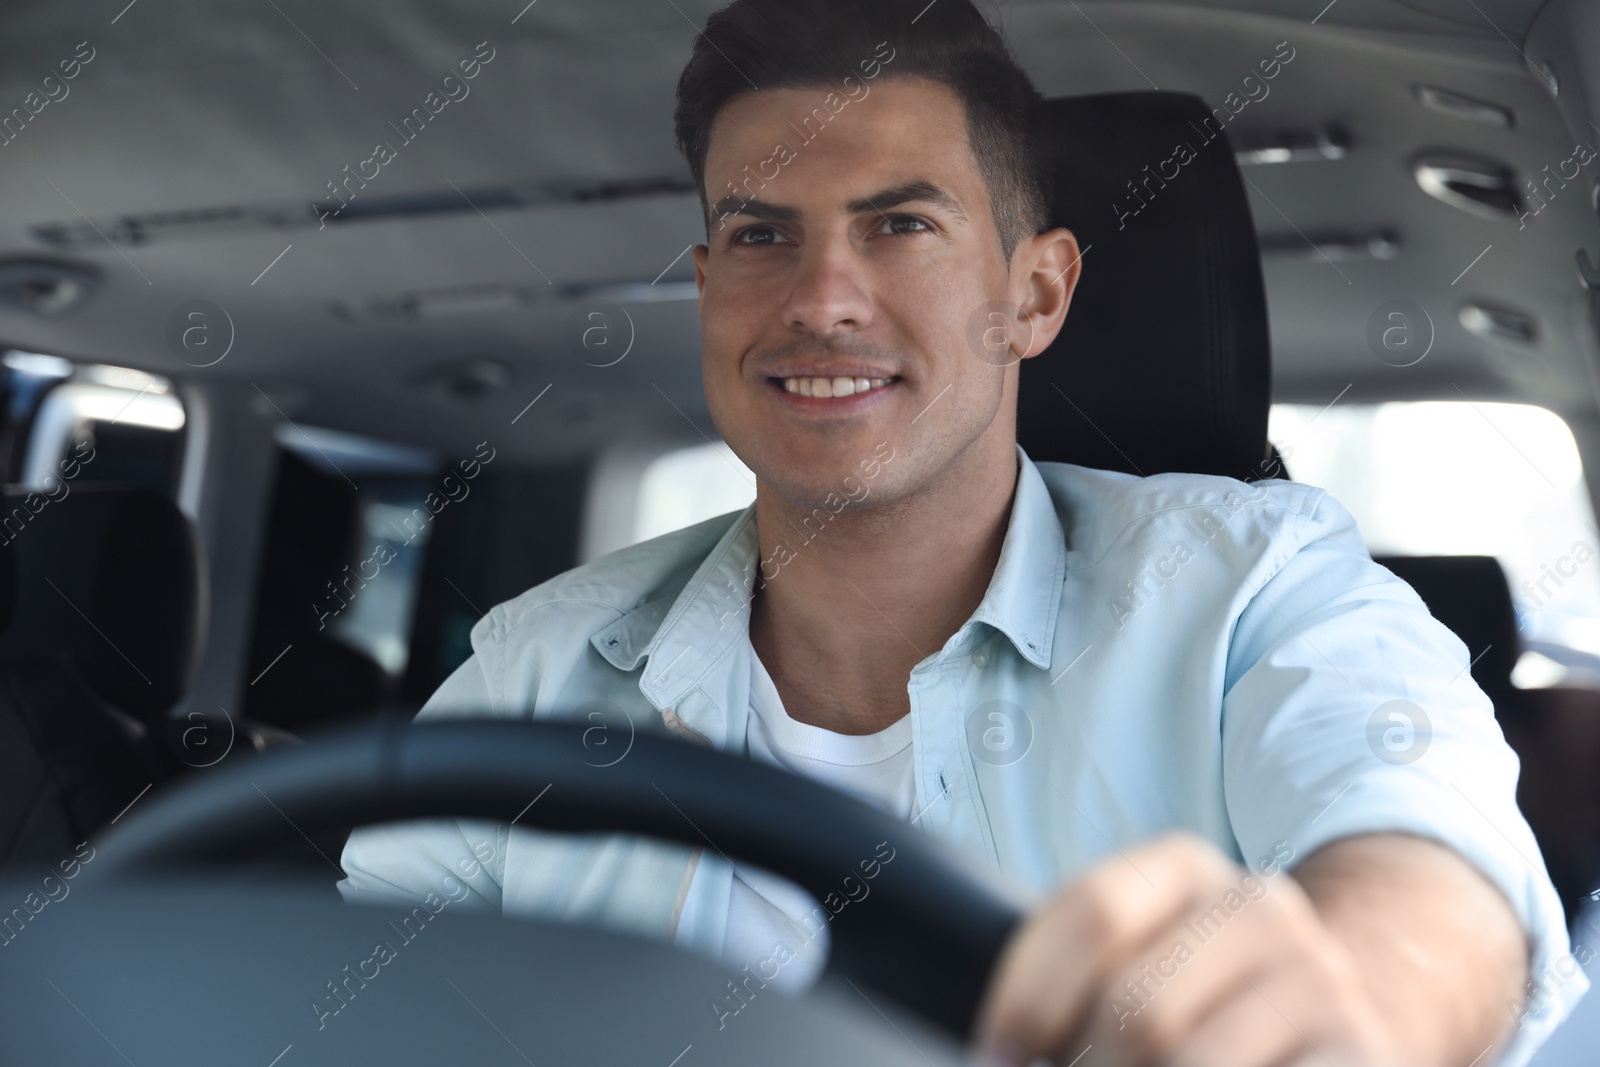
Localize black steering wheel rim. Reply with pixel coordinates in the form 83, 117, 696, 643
87, 717, 1026, 1039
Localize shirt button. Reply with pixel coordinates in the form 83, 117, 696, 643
972, 648, 990, 669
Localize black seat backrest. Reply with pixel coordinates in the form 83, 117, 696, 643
0, 485, 204, 865
1373, 554, 1522, 707
244, 450, 390, 730
1018, 91, 1274, 481
0, 485, 204, 721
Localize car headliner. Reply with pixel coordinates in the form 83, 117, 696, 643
0, 0, 1595, 468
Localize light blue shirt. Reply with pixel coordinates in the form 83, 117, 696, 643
339, 444, 1586, 1062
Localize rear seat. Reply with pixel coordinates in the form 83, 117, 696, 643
0, 486, 202, 865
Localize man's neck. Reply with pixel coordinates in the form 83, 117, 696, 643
747, 439, 1020, 734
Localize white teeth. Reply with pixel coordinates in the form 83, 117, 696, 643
781, 376, 891, 397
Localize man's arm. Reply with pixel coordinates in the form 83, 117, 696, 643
972, 830, 1527, 1067
1296, 832, 1527, 1064
338, 647, 508, 910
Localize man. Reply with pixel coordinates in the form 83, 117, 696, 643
340, 1, 1588, 1063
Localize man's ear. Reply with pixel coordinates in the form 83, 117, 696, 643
692, 244, 710, 307
1010, 227, 1082, 360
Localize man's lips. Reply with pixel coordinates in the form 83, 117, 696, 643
764, 374, 903, 409
771, 373, 899, 398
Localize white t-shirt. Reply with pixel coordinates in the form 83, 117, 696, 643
678, 641, 915, 992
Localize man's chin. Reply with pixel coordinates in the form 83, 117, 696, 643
754, 442, 904, 514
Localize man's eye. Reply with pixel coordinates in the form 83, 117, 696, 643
876, 215, 930, 236
733, 225, 790, 246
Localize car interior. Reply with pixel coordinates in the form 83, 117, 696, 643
2, 0, 1599, 1063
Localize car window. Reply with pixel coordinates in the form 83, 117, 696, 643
1270, 401, 1600, 659
4, 352, 185, 496
631, 441, 756, 545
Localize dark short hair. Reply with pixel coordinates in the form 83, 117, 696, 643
674, 0, 1050, 258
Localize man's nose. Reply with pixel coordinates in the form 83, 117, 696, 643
780, 236, 875, 336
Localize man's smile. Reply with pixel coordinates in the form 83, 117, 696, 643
765, 373, 903, 412
778, 374, 896, 397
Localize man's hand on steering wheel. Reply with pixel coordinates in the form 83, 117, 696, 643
972, 831, 1407, 1067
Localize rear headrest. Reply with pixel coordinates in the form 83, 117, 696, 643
1018, 91, 1273, 480
1373, 555, 1522, 696
0, 485, 206, 725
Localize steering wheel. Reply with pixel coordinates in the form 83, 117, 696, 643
87, 717, 1028, 1039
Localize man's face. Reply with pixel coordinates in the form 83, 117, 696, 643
692, 77, 1073, 510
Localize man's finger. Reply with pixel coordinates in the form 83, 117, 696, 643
1086, 856, 1335, 1059
1085, 914, 1280, 1058
1172, 963, 1369, 1067
1145, 971, 1314, 1067
972, 832, 1237, 1058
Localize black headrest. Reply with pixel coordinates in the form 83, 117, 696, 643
0, 485, 206, 725
1018, 91, 1272, 480
1373, 555, 1521, 695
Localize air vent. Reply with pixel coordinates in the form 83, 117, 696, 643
0, 258, 100, 315
1531, 58, 1559, 97
1412, 152, 1522, 222
1260, 231, 1398, 261
1459, 302, 1536, 344
1233, 126, 1348, 165
406, 357, 514, 402
1412, 85, 1513, 128
1580, 249, 1600, 290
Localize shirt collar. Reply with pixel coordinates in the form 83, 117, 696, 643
590, 503, 759, 709
960, 442, 1065, 670
592, 442, 1066, 708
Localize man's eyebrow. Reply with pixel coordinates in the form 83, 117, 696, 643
710, 196, 799, 222
844, 180, 968, 221
708, 181, 968, 228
